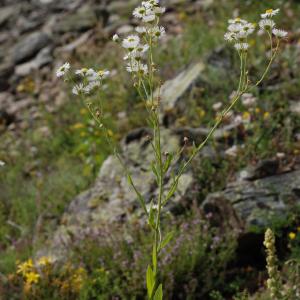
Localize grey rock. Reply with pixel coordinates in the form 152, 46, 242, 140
15, 46, 53, 76
53, 6, 98, 33
202, 169, 300, 231
0, 6, 15, 27
40, 128, 196, 259
157, 62, 205, 124
12, 31, 51, 64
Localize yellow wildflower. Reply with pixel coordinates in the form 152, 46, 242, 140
108, 129, 114, 137
255, 107, 261, 114
25, 272, 40, 284
80, 108, 88, 115
289, 232, 296, 240
17, 259, 34, 276
242, 111, 251, 121
263, 112, 270, 120
37, 256, 53, 267
197, 107, 206, 118
71, 123, 85, 130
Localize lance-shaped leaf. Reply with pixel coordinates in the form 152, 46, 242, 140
146, 265, 155, 298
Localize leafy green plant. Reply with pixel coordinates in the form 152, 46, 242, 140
56, 2, 287, 298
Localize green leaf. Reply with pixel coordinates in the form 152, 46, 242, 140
153, 284, 163, 300
163, 153, 173, 173
159, 231, 174, 251
163, 179, 178, 206
151, 162, 160, 184
146, 265, 155, 298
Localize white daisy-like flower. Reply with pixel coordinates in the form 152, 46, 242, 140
122, 35, 140, 49
72, 83, 85, 95
142, 0, 159, 8
241, 93, 257, 107
261, 8, 280, 19
56, 62, 70, 77
234, 42, 249, 51
97, 69, 110, 79
142, 13, 156, 23
112, 34, 119, 42
228, 23, 243, 33
135, 26, 147, 34
242, 23, 255, 35
259, 19, 275, 31
212, 102, 223, 111
228, 18, 248, 25
126, 61, 148, 74
153, 6, 166, 15
125, 44, 149, 61
75, 68, 89, 76
149, 26, 166, 39
84, 81, 100, 93
133, 6, 147, 18
224, 32, 235, 42
272, 28, 288, 38
0, 160, 5, 167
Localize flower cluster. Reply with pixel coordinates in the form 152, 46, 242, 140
114, 0, 166, 75
224, 17, 255, 51
224, 8, 287, 52
259, 8, 288, 37
264, 229, 283, 299
56, 63, 109, 96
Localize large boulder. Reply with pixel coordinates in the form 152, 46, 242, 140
202, 169, 300, 231
12, 31, 51, 64
39, 128, 197, 259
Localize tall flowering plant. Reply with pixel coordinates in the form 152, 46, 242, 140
57, 2, 287, 298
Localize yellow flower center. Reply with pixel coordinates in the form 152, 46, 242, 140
266, 9, 273, 14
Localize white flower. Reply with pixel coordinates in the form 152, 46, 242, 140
272, 28, 288, 38
225, 145, 239, 157
234, 115, 243, 125
72, 83, 85, 95
112, 34, 119, 42
149, 26, 166, 39
261, 9, 280, 19
125, 44, 149, 61
142, 0, 159, 8
122, 35, 140, 49
153, 6, 166, 15
0, 160, 5, 167
142, 13, 156, 23
75, 68, 89, 76
228, 18, 248, 25
259, 19, 275, 31
126, 61, 148, 74
228, 23, 243, 33
242, 23, 255, 35
224, 32, 235, 42
241, 93, 257, 107
212, 102, 223, 111
84, 81, 100, 93
133, 6, 147, 18
97, 70, 110, 79
56, 62, 70, 77
136, 26, 147, 34
234, 42, 249, 51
